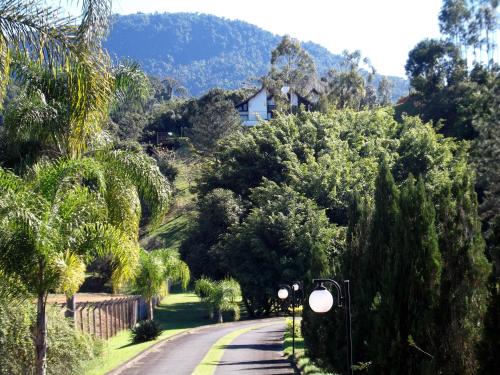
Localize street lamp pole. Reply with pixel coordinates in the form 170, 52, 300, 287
278, 282, 302, 358
309, 278, 353, 375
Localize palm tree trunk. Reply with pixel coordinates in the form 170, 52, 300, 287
218, 310, 223, 323
65, 295, 75, 321
147, 298, 154, 320
35, 291, 48, 375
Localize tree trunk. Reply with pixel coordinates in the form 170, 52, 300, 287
34, 291, 48, 375
65, 295, 75, 321
147, 299, 154, 320
218, 310, 223, 324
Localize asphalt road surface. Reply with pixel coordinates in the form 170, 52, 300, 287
115, 318, 296, 375
214, 322, 296, 375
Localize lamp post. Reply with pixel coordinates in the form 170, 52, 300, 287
277, 281, 302, 357
308, 279, 353, 375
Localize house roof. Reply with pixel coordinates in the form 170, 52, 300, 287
236, 87, 267, 107
236, 85, 321, 108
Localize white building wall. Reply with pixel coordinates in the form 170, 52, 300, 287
248, 89, 269, 122
290, 92, 299, 106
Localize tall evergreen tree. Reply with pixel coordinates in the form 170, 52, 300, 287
372, 177, 441, 375
477, 216, 500, 375
366, 158, 399, 302
436, 167, 491, 374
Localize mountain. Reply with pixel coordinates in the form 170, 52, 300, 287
104, 12, 408, 100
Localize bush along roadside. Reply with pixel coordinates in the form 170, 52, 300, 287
0, 297, 103, 375
283, 319, 335, 375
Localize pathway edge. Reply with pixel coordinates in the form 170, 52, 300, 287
105, 317, 284, 375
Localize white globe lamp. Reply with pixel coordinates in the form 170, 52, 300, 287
309, 286, 334, 313
292, 283, 300, 291
278, 287, 289, 300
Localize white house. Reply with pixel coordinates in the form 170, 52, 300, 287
236, 87, 319, 126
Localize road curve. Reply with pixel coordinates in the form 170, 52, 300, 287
214, 322, 296, 375
113, 317, 293, 375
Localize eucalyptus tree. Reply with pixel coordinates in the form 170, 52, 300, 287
194, 277, 242, 323
439, 0, 498, 64
324, 50, 369, 110
267, 35, 317, 98
0, 149, 170, 375
133, 248, 190, 320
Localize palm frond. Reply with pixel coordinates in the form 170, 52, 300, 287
194, 277, 216, 302
0, 37, 11, 108
75, 222, 139, 290
55, 250, 85, 297
153, 248, 190, 290
3, 88, 63, 150
131, 249, 167, 300
74, 0, 112, 48
104, 174, 141, 239
112, 60, 152, 111
29, 157, 107, 202
0, 0, 77, 70
66, 49, 113, 156
0, 167, 24, 193
97, 149, 172, 227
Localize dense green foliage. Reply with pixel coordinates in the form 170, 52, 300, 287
0, 297, 102, 375
181, 188, 243, 279
184, 102, 493, 372
216, 182, 332, 316
130, 319, 162, 343
104, 13, 408, 100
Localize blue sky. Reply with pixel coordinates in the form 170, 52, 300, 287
53, 0, 444, 77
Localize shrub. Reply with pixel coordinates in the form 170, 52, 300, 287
0, 297, 103, 375
158, 159, 179, 182
131, 319, 162, 343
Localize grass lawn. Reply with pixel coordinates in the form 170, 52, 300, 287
140, 155, 197, 251
283, 318, 334, 375
84, 291, 209, 375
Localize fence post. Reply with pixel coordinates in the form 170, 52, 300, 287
121, 299, 125, 330
97, 303, 102, 339
79, 304, 85, 331
65, 295, 76, 325
113, 301, 118, 336
92, 305, 97, 336
86, 305, 91, 334
105, 302, 109, 339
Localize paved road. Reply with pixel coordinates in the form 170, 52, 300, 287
115, 318, 295, 375
215, 322, 296, 375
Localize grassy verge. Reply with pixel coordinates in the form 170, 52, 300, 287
283, 318, 334, 375
84, 291, 208, 375
140, 154, 197, 251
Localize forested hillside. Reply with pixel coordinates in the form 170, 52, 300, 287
104, 12, 408, 99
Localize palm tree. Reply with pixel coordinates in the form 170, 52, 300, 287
194, 277, 242, 323
0, 149, 171, 375
133, 248, 190, 320
0, 0, 114, 157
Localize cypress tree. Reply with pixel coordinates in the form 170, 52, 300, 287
366, 158, 400, 303
436, 169, 491, 374
478, 216, 500, 375
344, 193, 372, 365
372, 176, 441, 375
364, 160, 400, 374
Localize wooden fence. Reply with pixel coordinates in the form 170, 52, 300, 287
54, 296, 159, 339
